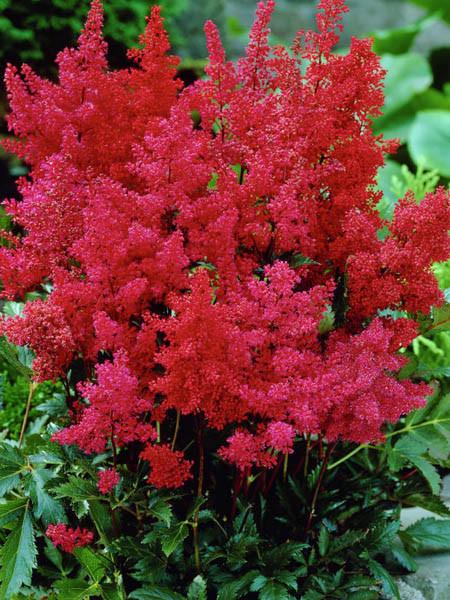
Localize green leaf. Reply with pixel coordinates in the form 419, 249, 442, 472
403, 494, 450, 518
54, 578, 100, 600
404, 518, 450, 552
380, 54, 432, 116
129, 587, 186, 600
53, 476, 100, 501
290, 254, 320, 268
0, 498, 27, 526
318, 525, 330, 557
0, 504, 37, 599
365, 556, 400, 600
408, 110, 450, 177
161, 523, 189, 557
408, 0, 450, 24
391, 545, 418, 572
0, 444, 24, 497
250, 575, 268, 592
371, 14, 436, 55
187, 575, 207, 600
259, 581, 291, 600
73, 547, 109, 582
149, 499, 173, 527
29, 467, 66, 526
374, 88, 450, 143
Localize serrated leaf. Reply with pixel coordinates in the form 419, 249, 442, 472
0, 498, 27, 526
149, 499, 173, 527
29, 467, 66, 526
259, 581, 291, 600
0, 444, 24, 497
404, 517, 450, 552
0, 504, 37, 599
250, 575, 267, 592
54, 578, 100, 600
403, 494, 450, 517
161, 523, 189, 557
53, 476, 100, 501
318, 526, 329, 557
365, 556, 400, 600
391, 545, 418, 572
187, 575, 207, 600
217, 571, 259, 600
129, 586, 186, 600
73, 547, 108, 582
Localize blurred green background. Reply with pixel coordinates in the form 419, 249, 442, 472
0, 0, 449, 437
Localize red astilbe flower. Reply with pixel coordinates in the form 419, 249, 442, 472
46, 523, 94, 553
1, 0, 448, 485
97, 468, 121, 494
52, 351, 154, 453
141, 444, 193, 489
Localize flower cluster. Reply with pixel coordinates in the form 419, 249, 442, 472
140, 444, 193, 489
46, 524, 94, 553
97, 468, 121, 494
1, 0, 448, 484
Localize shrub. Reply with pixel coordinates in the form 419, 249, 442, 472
0, 1, 449, 598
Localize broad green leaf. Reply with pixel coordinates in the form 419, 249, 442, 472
161, 523, 189, 557
374, 88, 450, 142
404, 518, 450, 552
0, 505, 37, 599
54, 578, 100, 600
0, 444, 24, 497
73, 547, 109, 582
250, 575, 268, 592
318, 525, 330, 557
149, 499, 173, 527
408, 110, 450, 177
380, 54, 432, 116
0, 498, 27, 526
129, 586, 186, 600
259, 581, 291, 600
408, 0, 450, 24
365, 556, 400, 600
403, 494, 450, 518
371, 14, 436, 55
390, 545, 418, 572
53, 476, 99, 501
101, 583, 126, 600
29, 467, 66, 526
89, 499, 113, 543
187, 575, 207, 600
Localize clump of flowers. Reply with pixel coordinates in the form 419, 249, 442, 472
97, 468, 121, 494
46, 524, 94, 553
1, 0, 448, 492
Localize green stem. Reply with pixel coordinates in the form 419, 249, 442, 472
327, 417, 450, 471
171, 410, 181, 451
19, 382, 36, 447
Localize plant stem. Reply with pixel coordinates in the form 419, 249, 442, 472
193, 417, 205, 573
327, 417, 450, 471
304, 442, 336, 536
283, 452, 289, 482
19, 381, 36, 447
171, 410, 181, 451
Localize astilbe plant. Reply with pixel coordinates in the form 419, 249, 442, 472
1, 0, 450, 597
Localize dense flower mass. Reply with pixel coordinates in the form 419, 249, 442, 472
46, 524, 94, 553
1, 0, 448, 484
97, 468, 121, 494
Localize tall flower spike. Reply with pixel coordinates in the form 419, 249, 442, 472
238, 0, 276, 88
